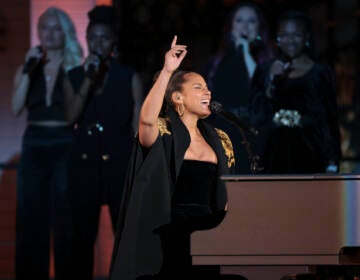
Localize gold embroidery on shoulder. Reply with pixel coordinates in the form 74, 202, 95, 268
158, 118, 171, 136
215, 128, 235, 168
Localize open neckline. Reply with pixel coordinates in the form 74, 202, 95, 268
183, 159, 218, 165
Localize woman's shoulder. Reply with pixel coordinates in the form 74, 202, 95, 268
308, 62, 337, 83
214, 127, 233, 148
157, 117, 171, 136
214, 128, 235, 168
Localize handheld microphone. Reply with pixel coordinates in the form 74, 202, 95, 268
88, 52, 102, 70
86, 52, 103, 82
22, 57, 38, 73
271, 52, 293, 88
22, 46, 46, 75
241, 34, 248, 40
209, 101, 259, 135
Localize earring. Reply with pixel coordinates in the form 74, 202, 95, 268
255, 35, 262, 42
176, 104, 184, 117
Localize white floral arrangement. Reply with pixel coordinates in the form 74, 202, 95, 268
273, 109, 301, 127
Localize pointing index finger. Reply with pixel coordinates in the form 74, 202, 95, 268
171, 35, 177, 48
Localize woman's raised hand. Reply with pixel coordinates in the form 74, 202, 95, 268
163, 35, 187, 74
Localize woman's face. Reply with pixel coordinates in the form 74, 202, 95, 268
179, 72, 212, 119
231, 6, 260, 42
38, 14, 64, 51
87, 24, 115, 60
277, 19, 307, 59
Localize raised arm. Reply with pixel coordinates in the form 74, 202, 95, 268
63, 75, 93, 124
138, 36, 187, 148
232, 34, 256, 79
64, 54, 100, 124
12, 65, 29, 116
11, 47, 43, 116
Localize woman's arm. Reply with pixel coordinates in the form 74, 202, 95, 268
138, 36, 187, 148
242, 40, 257, 79
231, 33, 256, 79
64, 54, 102, 124
12, 65, 30, 116
63, 75, 93, 124
12, 47, 44, 116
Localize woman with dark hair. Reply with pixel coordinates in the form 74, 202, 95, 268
11, 6, 83, 280
64, 5, 144, 280
250, 10, 342, 174
109, 36, 236, 280
202, 1, 273, 174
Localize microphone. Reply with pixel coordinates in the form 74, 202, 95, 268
22, 46, 45, 75
22, 57, 39, 74
86, 51, 108, 83
85, 52, 102, 82
270, 52, 292, 89
209, 101, 259, 135
241, 34, 248, 40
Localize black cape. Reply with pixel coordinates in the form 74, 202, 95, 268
109, 109, 234, 280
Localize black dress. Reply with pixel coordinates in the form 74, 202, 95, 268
158, 159, 218, 278
250, 62, 342, 174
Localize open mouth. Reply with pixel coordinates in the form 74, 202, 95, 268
201, 99, 210, 105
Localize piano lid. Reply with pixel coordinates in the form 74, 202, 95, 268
220, 174, 360, 182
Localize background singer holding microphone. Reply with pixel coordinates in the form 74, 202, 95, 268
11, 7, 83, 280
250, 10, 342, 174
64, 5, 144, 280
201, 2, 273, 174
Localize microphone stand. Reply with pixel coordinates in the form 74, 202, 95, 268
235, 125, 263, 174
209, 101, 263, 174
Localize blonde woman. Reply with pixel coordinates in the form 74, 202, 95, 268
11, 6, 83, 280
